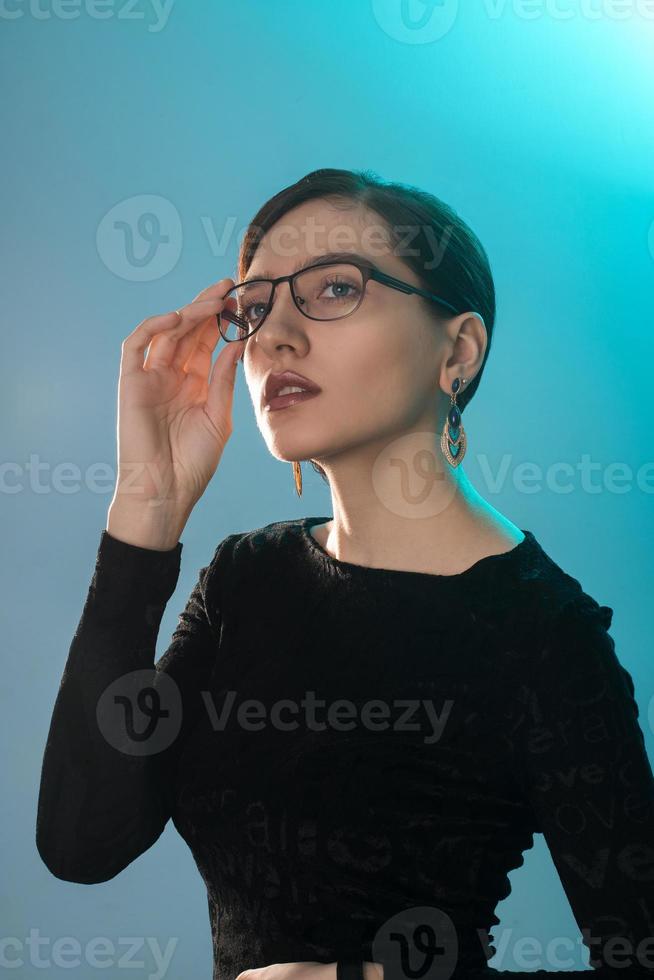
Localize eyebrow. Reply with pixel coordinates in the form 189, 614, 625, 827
244, 251, 377, 283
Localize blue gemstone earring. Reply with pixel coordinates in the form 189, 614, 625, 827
440, 377, 468, 467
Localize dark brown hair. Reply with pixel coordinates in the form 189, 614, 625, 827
237, 167, 496, 484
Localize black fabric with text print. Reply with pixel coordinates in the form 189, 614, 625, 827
36, 517, 654, 979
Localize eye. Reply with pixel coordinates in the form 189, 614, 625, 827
242, 301, 268, 321
318, 276, 361, 301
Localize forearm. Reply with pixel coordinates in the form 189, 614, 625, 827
36, 529, 183, 882
106, 498, 192, 551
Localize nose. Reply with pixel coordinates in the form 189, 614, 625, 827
252, 278, 306, 340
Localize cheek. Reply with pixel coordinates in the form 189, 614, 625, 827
330, 349, 416, 420
368, 339, 423, 401
338, 326, 408, 386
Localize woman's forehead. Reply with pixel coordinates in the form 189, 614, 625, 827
247, 201, 403, 279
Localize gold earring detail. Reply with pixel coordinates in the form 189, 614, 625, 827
292, 460, 303, 497
440, 377, 468, 467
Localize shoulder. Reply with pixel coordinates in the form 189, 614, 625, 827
517, 530, 618, 668
514, 581, 641, 743
533, 591, 632, 700
213, 517, 305, 561
200, 517, 307, 585
502, 542, 643, 759
479, 530, 622, 684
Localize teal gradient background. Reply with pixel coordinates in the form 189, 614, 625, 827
3, 1, 654, 976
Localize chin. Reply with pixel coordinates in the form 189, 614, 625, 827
269, 446, 323, 465
262, 433, 333, 466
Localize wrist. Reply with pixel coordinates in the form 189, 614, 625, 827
106, 500, 191, 551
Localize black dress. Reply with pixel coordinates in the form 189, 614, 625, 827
36, 517, 654, 979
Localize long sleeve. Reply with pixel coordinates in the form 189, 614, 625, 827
35, 528, 222, 884
504, 594, 654, 978
34, 517, 654, 979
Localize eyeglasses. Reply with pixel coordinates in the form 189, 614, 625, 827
216, 257, 481, 342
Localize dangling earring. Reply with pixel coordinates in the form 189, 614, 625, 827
292, 460, 303, 497
440, 377, 468, 467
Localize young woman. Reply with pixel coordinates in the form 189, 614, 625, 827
36, 169, 653, 980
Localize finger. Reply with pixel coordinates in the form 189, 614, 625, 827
157, 281, 236, 362
121, 310, 183, 374
190, 276, 236, 304
142, 297, 225, 371
179, 316, 221, 377
168, 291, 236, 370
170, 315, 213, 371
122, 279, 235, 375
203, 336, 246, 430
174, 292, 240, 373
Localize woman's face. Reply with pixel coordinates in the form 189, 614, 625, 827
241, 199, 451, 470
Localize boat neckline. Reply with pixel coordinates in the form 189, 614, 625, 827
299, 515, 532, 582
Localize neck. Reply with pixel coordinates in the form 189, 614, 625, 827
312, 433, 514, 573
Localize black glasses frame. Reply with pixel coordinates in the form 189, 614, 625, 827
217, 259, 477, 341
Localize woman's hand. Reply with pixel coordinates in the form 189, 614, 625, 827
112, 278, 246, 512
234, 961, 383, 980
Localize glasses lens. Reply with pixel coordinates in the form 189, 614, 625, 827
293, 263, 364, 320
219, 280, 274, 342
218, 263, 364, 341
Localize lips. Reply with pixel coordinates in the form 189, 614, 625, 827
262, 370, 322, 409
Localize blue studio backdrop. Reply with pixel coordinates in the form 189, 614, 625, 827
3, 2, 653, 977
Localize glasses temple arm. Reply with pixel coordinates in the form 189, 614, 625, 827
218, 308, 249, 329
371, 269, 463, 317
